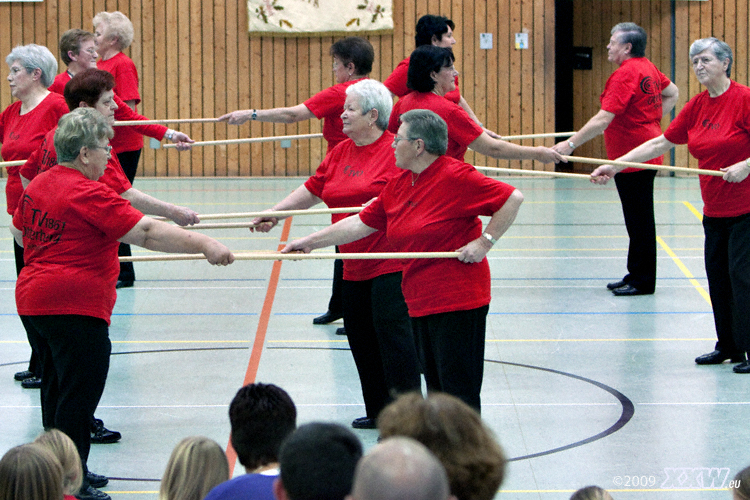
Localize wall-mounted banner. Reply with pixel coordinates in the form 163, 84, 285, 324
248, 0, 393, 36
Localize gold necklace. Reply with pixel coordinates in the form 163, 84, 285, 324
411, 171, 420, 186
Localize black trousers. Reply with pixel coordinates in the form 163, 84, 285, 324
412, 305, 489, 413
614, 169, 657, 293
117, 148, 142, 282
703, 213, 750, 355
21, 314, 111, 473
326, 253, 344, 316
342, 272, 421, 419
14, 240, 38, 376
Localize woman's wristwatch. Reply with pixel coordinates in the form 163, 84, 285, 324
567, 139, 576, 150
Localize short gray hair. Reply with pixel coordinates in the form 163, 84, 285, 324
54, 108, 114, 163
93, 11, 135, 50
5, 44, 58, 88
611, 22, 647, 57
346, 79, 393, 131
689, 37, 733, 77
399, 109, 448, 156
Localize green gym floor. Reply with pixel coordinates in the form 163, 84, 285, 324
1, 175, 746, 499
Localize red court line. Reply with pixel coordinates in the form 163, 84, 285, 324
225, 217, 293, 475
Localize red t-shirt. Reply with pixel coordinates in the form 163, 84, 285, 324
304, 131, 403, 281
388, 91, 483, 162
384, 57, 461, 104
20, 126, 132, 195
664, 81, 750, 218
303, 78, 366, 154
48, 71, 71, 95
601, 57, 671, 172
0, 92, 69, 215
13, 165, 144, 324
359, 156, 516, 317
98, 52, 143, 153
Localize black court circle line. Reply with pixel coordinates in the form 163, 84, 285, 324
486, 359, 635, 461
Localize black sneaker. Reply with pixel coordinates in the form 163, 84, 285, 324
14, 370, 34, 381
75, 485, 111, 500
86, 471, 109, 488
90, 418, 121, 444
21, 377, 42, 389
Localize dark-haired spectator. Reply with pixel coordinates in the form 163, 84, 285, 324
273, 423, 363, 500
204, 383, 297, 500
378, 392, 506, 500
384, 14, 496, 137
570, 486, 614, 500
347, 436, 455, 500
732, 465, 750, 500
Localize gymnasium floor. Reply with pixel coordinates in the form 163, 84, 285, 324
1, 174, 747, 499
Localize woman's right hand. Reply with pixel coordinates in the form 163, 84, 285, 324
535, 147, 566, 164
590, 165, 616, 185
280, 240, 312, 254
217, 110, 252, 125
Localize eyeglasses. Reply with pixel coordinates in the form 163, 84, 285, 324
91, 145, 112, 153
84, 48, 98, 56
392, 135, 416, 145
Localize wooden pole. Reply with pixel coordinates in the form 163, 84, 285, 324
475, 166, 591, 179
113, 118, 220, 126
0, 160, 26, 169
120, 251, 461, 262
501, 131, 575, 141
151, 207, 363, 222
161, 133, 324, 148
565, 155, 724, 177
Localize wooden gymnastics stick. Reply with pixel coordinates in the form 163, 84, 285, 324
0, 160, 26, 168
113, 118, 220, 126
120, 251, 461, 262
475, 166, 591, 179
151, 207, 364, 222
564, 155, 725, 177
501, 131, 575, 141
161, 133, 324, 148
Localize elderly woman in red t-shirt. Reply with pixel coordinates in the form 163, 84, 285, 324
11, 109, 233, 499
252, 80, 421, 429
220, 36, 376, 330
283, 109, 524, 412
592, 37, 750, 374
388, 45, 563, 166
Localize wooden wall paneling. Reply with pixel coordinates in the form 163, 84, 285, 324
294, 38, 311, 177
532, 0, 548, 169
524, 0, 535, 168
508, 0, 522, 169
543, 0, 554, 156
202, 0, 215, 176
50, 0, 63, 57
402, 0, 415, 62
496, 0, 510, 160
166, 1, 182, 177
177, 0, 193, 176
273, 38, 287, 176
673, 3, 689, 170
460, 0, 476, 167
484, 0, 499, 168
713, 0, 724, 40
214, 0, 228, 177
236, 0, 251, 177
148, 1, 165, 177
724, 0, 735, 75
259, 38, 273, 176
736, 0, 748, 86
189, 0, 205, 177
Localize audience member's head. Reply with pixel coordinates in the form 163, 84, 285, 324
570, 486, 614, 500
732, 465, 750, 500
378, 392, 506, 500
230, 382, 297, 472
274, 422, 363, 500
158, 436, 229, 500
0, 444, 64, 500
347, 436, 455, 500
34, 429, 83, 496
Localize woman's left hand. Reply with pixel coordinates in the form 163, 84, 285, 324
456, 237, 493, 264
170, 206, 200, 226
720, 160, 750, 183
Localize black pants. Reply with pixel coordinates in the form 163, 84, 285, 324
14, 240, 38, 376
327, 254, 344, 316
342, 272, 420, 419
117, 148, 142, 282
21, 314, 111, 473
412, 305, 489, 413
703, 213, 750, 355
614, 169, 657, 293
